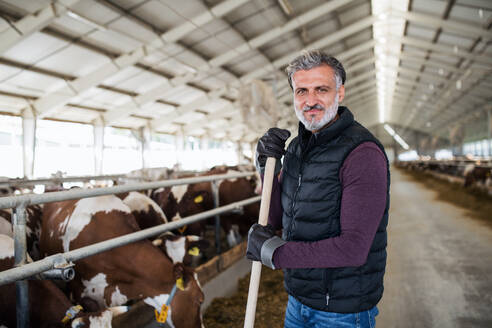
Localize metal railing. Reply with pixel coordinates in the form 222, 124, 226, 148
0, 171, 260, 328
0, 174, 138, 189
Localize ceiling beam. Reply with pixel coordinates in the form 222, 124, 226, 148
241, 16, 376, 82
29, 0, 248, 119
104, 0, 355, 125
150, 18, 377, 131
400, 35, 492, 67
149, 86, 229, 129
208, 0, 356, 68
395, 9, 492, 42
0, 0, 83, 55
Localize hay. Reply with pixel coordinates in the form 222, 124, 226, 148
203, 267, 288, 328
399, 168, 492, 228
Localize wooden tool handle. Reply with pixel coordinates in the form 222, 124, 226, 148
244, 157, 276, 328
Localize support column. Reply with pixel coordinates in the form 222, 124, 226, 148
200, 136, 209, 170
174, 128, 184, 170
237, 141, 244, 164
140, 124, 152, 169
488, 109, 492, 156
22, 109, 36, 179
93, 117, 105, 175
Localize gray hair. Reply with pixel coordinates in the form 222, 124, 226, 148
286, 49, 346, 90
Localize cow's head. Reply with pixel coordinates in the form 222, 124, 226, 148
141, 263, 204, 328
153, 233, 210, 266
177, 182, 214, 218
120, 191, 168, 230
151, 187, 179, 222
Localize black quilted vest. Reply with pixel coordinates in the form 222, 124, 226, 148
281, 106, 390, 313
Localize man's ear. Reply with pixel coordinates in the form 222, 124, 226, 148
338, 85, 345, 103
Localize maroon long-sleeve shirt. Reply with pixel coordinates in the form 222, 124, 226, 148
268, 141, 388, 269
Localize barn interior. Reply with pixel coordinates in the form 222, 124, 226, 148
0, 0, 490, 179
0, 1, 492, 328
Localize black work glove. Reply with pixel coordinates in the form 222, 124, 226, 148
246, 223, 286, 269
255, 128, 291, 176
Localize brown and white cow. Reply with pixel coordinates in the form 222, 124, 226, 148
0, 205, 43, 260
151, 166, 260, 247
463, 164, 492, 188
0, 234, 121, 328
152, 232, 210, 267
39, 195, 204, 328
116, 191, 168, 231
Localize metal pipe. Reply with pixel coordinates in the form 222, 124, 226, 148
0, 195, 260, 286
0, 172, 255, 210
38, 267, 75, 281
0, 174, 132, 189
13, 206, 29, 328
211, 181, 221, 255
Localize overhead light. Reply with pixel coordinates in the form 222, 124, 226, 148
453, 45, 459, 54
384, 124, 395, 136
456, 80, 462, 90
394, 134, 409, 150
438, 68, 444, 75
372, 0, 409, 125
384, 124, 409, 150
479, 9, 484, 19
67, 10, 107, 31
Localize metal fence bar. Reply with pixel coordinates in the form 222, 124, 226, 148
211, 181, 221, 255
13, 206, 29, 328
0, 172, 255, 210
0, 196, 261, 286
0, 174, 132, 189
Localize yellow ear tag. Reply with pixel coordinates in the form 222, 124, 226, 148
176, 277, 185, 291
194, 195, 203, 203
62, 305, 83, 323
188, 246, 200, 256
155, 304, 169, 323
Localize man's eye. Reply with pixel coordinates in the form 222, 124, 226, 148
296, 89, 306, 95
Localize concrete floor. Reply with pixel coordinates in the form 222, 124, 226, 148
377, 168, 492, 327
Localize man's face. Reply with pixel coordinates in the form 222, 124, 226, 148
292, 65, 345, 132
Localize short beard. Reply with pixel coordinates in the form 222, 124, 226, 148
295, 95, 339, 132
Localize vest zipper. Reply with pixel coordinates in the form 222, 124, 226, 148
287, 172, 302, 240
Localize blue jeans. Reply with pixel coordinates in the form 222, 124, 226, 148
284, 295, 378, 328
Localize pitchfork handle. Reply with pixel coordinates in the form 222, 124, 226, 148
244, 157, 276, 328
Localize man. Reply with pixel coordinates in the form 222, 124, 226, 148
247, 50, 390, 327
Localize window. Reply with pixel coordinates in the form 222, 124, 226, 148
103, 127, 142, 174
0, 115, 22, 178
34, 120, 94, 177
148, 133, 176, 168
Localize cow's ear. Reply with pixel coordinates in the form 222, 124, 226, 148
189, 239, 210, 250
156, 231, 177, 241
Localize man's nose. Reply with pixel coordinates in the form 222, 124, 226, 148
306, 92, 318, 106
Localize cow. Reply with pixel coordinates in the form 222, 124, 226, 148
0, 234, 124, 328
39, 195, 204, 328
152, 232, 210, 267
463, 164, 492, 188
0, 212, 12, 236
116, 191, 168, 230
151, 166, 260, 248
0, 205, 43, 260
115, 192, 208, 266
